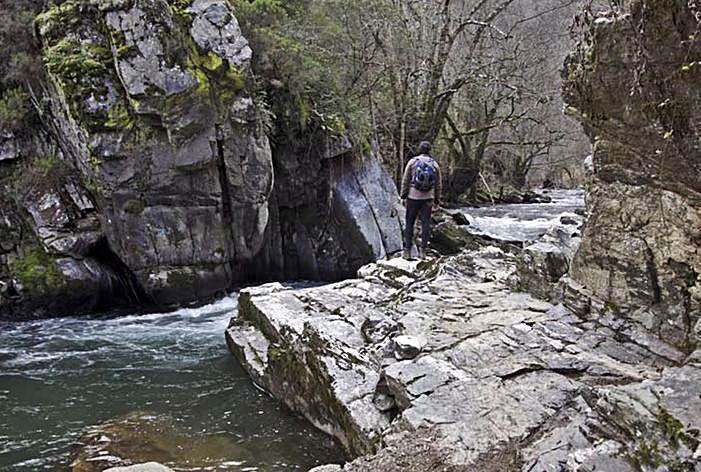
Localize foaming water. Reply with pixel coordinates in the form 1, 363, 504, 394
459, 189, 585, 242
0, 296, 342, 470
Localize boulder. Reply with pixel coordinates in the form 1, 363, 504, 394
392, 335, 426, 360
450, 211, 470, 226
517, 224, 583, 302
70, 413, 253, 472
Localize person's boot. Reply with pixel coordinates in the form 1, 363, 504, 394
418, 247, 427, 260
402, 248, 412, 260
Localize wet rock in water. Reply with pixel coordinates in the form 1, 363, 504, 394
450, 211, 470, 226
105, 464, 173, 472
560, 215, 579, 226
501, 192, 523, 204
393, 335, 426, 360
70, 413, 253, 472
521, 190, 552, 204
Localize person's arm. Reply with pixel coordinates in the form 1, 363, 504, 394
434, 162, 442, 205
400, 159, 413, 199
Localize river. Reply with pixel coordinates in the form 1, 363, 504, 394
0, 189, 584, 471
0, 296, 342, 471
459, 189, 585, 241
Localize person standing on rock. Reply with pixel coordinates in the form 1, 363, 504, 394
400, 141, 442, 260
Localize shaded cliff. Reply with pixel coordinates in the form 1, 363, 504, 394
562, 0, 701, 352
0, 0, 403, 319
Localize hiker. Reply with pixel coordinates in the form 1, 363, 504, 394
400, 141, 442, 260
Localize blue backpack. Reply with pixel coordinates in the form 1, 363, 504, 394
412, 157, 437, 192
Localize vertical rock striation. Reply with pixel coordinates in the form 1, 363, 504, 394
562, 0, 701, 351
0, 0, 403, 318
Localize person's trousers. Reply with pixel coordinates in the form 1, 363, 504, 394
404, 198, 433, 250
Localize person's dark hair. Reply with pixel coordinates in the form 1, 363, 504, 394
417, 141, 432, 155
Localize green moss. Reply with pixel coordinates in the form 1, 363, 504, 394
199, 51, 224, 72
81, 174, 105, 198
166, 269, 198, 289
44, 37, 114, 125
632, 437, 663, 468
296, 93, 311, 129
123, 199, 145, 215
35, 0, 81, 41
11, 246, 66, 295
104, 101, 135, 130
658, 407, 698, 450
168, 0, 194, 25
45, 39, 111, 80
225, 65, 246, 91
602, 301, 621, 314
181, 57, 212, 97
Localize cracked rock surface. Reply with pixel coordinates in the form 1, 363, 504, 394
227, 233, 701, 470
0, 0, 403, 318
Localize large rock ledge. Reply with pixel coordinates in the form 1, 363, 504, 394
226, 238, 701, 471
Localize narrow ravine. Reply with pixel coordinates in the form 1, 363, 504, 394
0, 297, 342, 471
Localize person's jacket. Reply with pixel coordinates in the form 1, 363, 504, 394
400, 154, 442, 203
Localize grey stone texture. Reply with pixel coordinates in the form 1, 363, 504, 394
228, 233, 700, 470
0, 0, 403, 318
562, 0, 701, 350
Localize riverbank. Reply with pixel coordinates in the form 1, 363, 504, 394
227, 202, 701, 470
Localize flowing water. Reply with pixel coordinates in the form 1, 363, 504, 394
0, 189, 585, 471
459, 189, 585, 242
0, 296, 343, 471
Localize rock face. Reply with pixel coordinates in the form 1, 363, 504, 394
0, 0, 403, 318
227, 228, 701, 470
562, 0, 701, 352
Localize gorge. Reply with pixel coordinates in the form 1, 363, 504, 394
0, 0, 700, 471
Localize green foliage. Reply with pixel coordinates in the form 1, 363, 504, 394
104, 101, 135, 130
231, 0, 367, 140
0, 87, 31, 132
11, 245, 66, 295
167, 0, 194, 26
0, 1, 44, 133
35, 0, 81, 42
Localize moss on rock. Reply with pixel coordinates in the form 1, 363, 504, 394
11, 245, 66, 295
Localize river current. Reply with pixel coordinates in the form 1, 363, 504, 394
0, 189, 584, 471
459, 189, 585, 242
0, 296, 342, 471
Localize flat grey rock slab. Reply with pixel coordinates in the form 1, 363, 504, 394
228, 239, 701, 470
